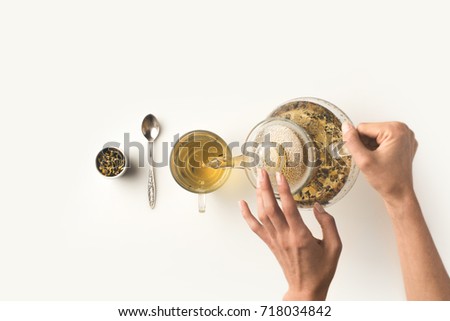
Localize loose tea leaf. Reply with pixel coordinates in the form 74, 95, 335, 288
270, 101, 352, 206
96, 148, 125, 177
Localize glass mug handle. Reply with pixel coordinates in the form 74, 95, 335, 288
198, 193, 206, 213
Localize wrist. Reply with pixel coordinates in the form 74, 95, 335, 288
283, 288, 328, 301
382, 188, 417, 210
383, 190, 421, 221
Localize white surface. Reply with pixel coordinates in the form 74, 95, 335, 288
0, 0, 449, 300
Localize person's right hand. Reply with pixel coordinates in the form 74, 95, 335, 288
344, 122, 450, 301
342, 122, 418, 205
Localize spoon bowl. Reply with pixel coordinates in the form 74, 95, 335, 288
142, 114, 161, 142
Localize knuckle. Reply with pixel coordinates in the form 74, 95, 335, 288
249, 222, 261, 233
355, 123, 365, 133
259, 212, 269, 223
294, 228, 311, 243
322, 213, 335, 223
260, 182, 272, 192
331, 241, 343, 254
389, 121, 409, 134
357, 155, 372, 170
265, 204, 279, 216
278, 232, 305, 250
327, 237, 342, 253
278, 237, 291, 251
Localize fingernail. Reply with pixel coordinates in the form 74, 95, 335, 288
342, 121, 353, 134
314, 202, 326, 213
256, 168, 262, 188
275, 171, 282, 185
238, 200, 243, 211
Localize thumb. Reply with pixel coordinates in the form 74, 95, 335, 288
313, 203, 342, 252
342, 122, 371, 168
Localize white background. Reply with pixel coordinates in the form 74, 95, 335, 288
0, 0, 449, 300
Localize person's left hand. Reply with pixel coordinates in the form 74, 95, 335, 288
239, 169, 342, 300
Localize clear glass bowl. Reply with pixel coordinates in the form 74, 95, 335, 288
243, 118, 317, 197
269, 97, 359, 208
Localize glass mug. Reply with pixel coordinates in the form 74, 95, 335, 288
170, 130, 232, 213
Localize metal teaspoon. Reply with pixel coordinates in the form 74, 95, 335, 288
141, 114, 161, 209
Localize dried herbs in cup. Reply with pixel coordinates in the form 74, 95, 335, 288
96, 147, 127, 178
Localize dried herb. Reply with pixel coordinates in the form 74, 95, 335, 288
96, 148, 126, 177
270, 101, 352, 206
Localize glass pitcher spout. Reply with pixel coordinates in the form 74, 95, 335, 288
206, 154, 247, 170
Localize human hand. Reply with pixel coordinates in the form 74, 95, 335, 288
342, 122, 418, 205
239, 169, 342, 301
343, 122, 450, 300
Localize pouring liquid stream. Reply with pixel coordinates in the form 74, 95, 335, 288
205, 144, 287, 174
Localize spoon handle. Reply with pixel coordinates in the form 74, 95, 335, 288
148, 142, 156, 209
148, 165, 156, 208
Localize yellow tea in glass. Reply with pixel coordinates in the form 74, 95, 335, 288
170, 130, 231, 212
